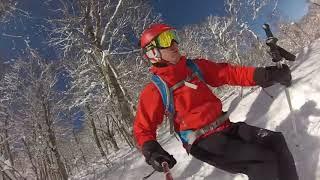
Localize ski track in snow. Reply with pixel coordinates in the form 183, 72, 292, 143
74, 39, 320, 180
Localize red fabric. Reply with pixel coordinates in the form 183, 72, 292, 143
133, 56, 257, 148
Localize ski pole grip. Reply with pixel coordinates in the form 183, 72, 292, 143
262, 23, 296, 61
262, 23, 274, 38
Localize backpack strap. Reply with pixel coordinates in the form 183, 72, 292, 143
151, 75, 176, 134
170, 73, 197, 90
151, 59, 205, 134
186, 59, 204, 81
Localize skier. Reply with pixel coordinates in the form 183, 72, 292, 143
133, 23, 298, 180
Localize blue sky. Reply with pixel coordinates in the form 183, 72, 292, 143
278, 0, 309, 21
151, 0, 226, 28
152, 0, 309, 28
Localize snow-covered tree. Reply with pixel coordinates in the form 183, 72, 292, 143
0, 48, 73, 179
309, 0, 320, 6
277, 2, 320, 53
0, 0, 15, 22
45, 0, 160, 149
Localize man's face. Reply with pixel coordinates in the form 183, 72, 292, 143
159, 41, 181, 64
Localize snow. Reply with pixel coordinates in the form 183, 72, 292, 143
75, 39, 320, 180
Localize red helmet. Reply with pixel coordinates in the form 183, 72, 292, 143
140, 23, 174, 48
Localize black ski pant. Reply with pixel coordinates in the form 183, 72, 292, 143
190, 122, 299, 180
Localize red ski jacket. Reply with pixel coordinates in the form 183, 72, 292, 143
133, 56, 257, 148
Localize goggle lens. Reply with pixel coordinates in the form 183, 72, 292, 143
156, 30, 179, 48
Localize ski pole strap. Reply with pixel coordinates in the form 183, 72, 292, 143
162, 162, 173, 180
142, 170, 156, 180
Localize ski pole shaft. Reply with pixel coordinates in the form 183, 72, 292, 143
284, 88, 293, 112
276, 62, 294, 113
162, 162, 173, 180
276, 62, 297, 134
284, 88, 297, 133
275, 62, 294, 111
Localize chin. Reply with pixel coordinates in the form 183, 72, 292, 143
172, 57, 180, 64
176, 55, 182, 61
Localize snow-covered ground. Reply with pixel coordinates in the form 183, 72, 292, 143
77, 39, 320, 180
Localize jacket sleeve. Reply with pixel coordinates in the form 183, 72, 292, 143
195, 58, 257, 87
133, 83, 165, 149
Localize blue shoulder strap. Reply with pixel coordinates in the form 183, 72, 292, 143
151, 75, 175, 114
186, 59, 204, 81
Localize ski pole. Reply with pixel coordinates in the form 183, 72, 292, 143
162, 161, 173, 180
262, 24, 295, 112
262, 24, 297, 134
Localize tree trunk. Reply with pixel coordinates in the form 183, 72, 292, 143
110, 112, 134, 148
109, 135, 120, 151
89, 52, 135, 147
4, 117, 14, 167
95, 115, 110, 154
0, 159, 17, 180
102, 53, 135, 125
42, 157, 49, 180
47, 127, 68, 180
42, 100, 68, 180
62, 155, 72, 176
21, 138, 39, 180
72, 129, 88, 165
98, 114, 119, 151
39, 161, 45, 180
104, 115, 119, 151
86, 104, 111, 166
99, 133, 110, 154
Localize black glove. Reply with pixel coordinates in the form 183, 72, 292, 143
254, 64, 292, 88
142, 140, 176, 172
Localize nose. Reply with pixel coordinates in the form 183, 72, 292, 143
169, 41, 178, 50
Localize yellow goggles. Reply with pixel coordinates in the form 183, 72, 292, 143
147, 30, 179, 50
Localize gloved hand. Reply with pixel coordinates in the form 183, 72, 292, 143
254, 64, 292, 88
142, 140, 177, 172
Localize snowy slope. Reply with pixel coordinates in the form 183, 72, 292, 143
77, 39, 320, 180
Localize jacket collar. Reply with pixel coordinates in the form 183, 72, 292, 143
150, 56, 191, 86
